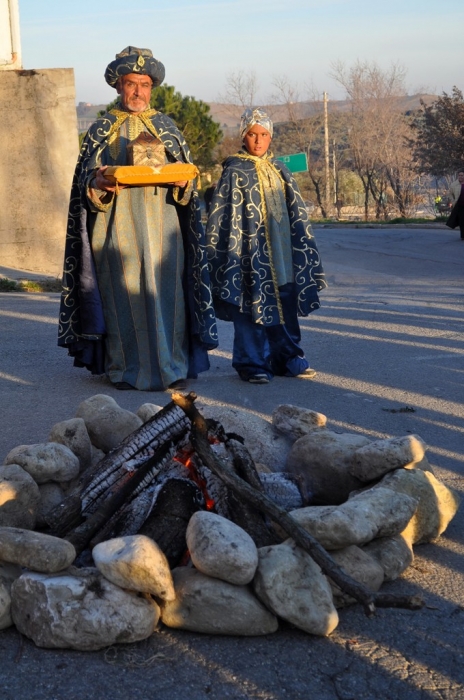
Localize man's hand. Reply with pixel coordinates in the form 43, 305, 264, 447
170, 161, 188, 188
93, 166, 125, 192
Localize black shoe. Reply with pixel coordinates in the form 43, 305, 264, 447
239, 371, 270, 384
115, 381, 135, 390
166, 378, 188, 392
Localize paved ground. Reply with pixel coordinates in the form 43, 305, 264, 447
1, 226, 463, 699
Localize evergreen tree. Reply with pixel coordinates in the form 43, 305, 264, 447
102, 85, 222, 168
412, 87, 464, 176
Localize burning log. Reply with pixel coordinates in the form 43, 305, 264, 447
171, 392, 425, 617
137, 479, 204, 568
221, 437, 280, 548
80, 401, 190, 514
48, 393, 277, 558
63, 441, 178, 554
46, 400, 191, 537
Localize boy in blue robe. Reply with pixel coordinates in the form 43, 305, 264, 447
206, 108, 326, 384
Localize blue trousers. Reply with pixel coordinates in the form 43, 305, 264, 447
228, 284, 310, 380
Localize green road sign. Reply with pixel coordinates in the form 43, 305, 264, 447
276, 152, 308, 173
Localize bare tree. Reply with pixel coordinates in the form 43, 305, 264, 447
216, 70, 263, 123
330, 60, 416, 219
271, 76, 330, 217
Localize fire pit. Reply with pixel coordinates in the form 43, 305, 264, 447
0, 393, 459, 649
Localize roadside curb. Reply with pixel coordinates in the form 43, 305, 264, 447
312, 223, 448, 230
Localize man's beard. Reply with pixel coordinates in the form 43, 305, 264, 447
126, 98, 149, 113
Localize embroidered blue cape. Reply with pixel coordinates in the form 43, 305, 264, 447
205, 151, 327, 326
58, 109, 217, 376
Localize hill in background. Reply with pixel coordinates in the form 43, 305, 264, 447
208, 94, 438, 132
76, 94, 438, 134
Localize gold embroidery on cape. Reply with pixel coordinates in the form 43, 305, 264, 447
235, 151, 285, 323
235, 151, 285, 223
106, 109, 160, 161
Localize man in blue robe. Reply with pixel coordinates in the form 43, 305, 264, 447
206, 108, 326, 384
58, 47, 217, 391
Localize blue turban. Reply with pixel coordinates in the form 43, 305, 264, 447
105, 46, 165, 88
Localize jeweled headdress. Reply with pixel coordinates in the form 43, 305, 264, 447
105, 46, 165, 88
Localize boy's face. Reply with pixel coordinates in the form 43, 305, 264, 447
243, 125, 272, 157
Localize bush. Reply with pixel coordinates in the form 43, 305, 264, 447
0, 277, 62, 293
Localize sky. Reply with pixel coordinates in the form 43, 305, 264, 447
14, 0, 463, 106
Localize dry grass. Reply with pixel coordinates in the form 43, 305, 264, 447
0, 277, 62, 293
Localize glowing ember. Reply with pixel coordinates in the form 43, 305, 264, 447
173, 448, 215, 511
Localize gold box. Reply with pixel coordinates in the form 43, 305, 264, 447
104, 163, 199, 186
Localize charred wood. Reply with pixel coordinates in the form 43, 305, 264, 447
172, 392, 424, 617
46, 398, 193, 537
63, 441, 177, 555
81, 401, 191, 514
224, 438, 280, 547
138, 478, 204, 568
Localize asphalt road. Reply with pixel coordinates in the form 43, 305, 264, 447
1, 225, 463, 700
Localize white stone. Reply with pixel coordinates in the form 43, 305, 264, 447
409, 455, 435, 475
4, 443, 80, 484
48, 417, 92, 471
272, 404, 327, 441
0, 527, 76, 572
36, 483, 66, 528
161, 567, 278, 636
285, 430, 370, 505
136, 403, 163, 423
328, 545, 385, 607
90, 444, 106, 468
377, 469, 460, 545
0, 580, 12, 630
350, 435, 427, 482
291, 486, 418, 550
0, 463, 40, 529
92, 535, 175, 601
11, 568, 159, 650
253, 540, 338, 636
75, 394, 142, 453
0, 560, 22, 628
363, 535, 414, 581
186, 511, 258, 585
0, 561, 22, 588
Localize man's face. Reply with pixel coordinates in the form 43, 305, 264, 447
243, 125, 272, 157
458, 172, 464, 183
117, 74, 153, 113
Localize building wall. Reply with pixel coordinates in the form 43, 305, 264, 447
0, 68, 78, 276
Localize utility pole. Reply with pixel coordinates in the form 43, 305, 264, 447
332, 138, 337, 204
0, 0, 22, 69
323, 91, 330, 215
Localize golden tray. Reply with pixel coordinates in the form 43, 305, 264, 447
104, 163, 199, 186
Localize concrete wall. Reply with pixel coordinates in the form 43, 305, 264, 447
0, 68, 78, 277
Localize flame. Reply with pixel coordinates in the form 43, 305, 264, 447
173, 448, 215, 511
